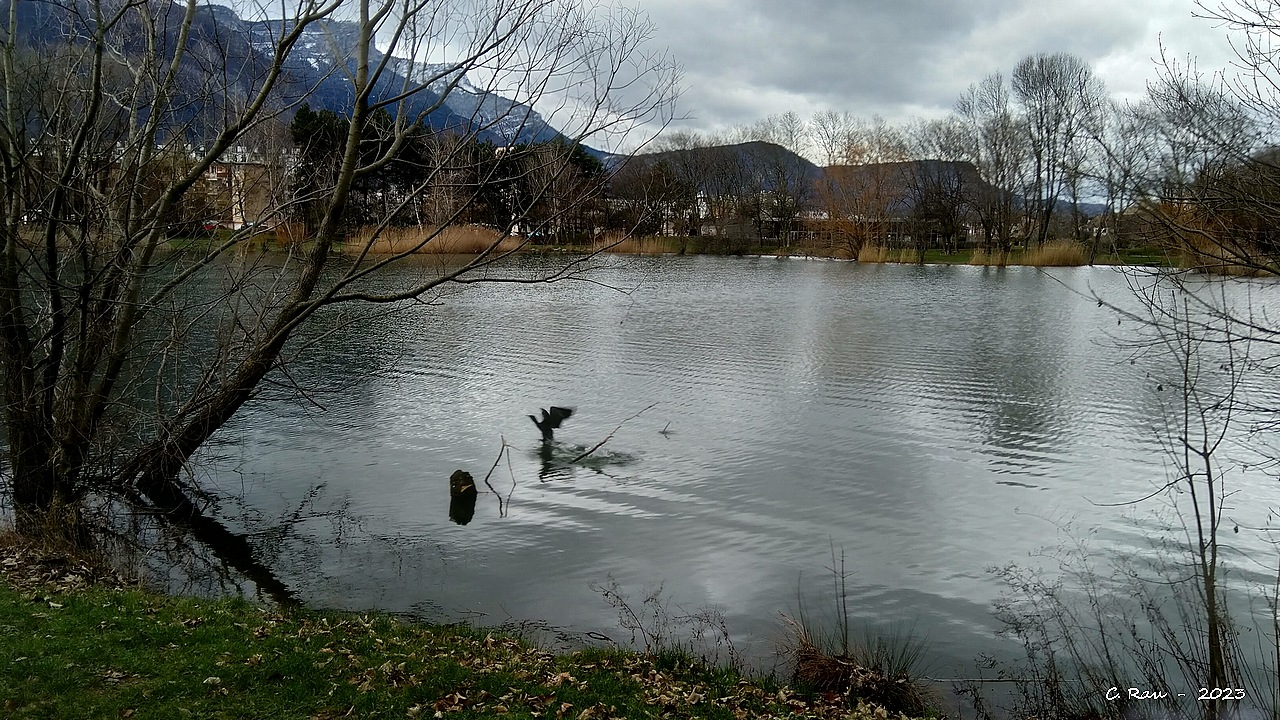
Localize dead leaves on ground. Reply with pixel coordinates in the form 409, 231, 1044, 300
0, 536, 135, 594
2, 543, 921, 720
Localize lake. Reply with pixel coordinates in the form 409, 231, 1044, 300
197, 255, 1280, 692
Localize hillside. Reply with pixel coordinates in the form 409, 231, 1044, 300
4, 0, 570, 147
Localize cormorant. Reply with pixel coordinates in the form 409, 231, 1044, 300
529, 406, 573, 442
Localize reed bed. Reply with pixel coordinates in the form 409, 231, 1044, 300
347, 224, 518, 254
968, 248, 1011, 267
1022, 240, 1088, 267
274, 222, 307, 246
856, 244, 890, 263
597, 233, 679, 255
856, 245, 917, 264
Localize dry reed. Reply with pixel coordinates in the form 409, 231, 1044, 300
969, 248, 1010, 267
856, 245, 891, 263
348, 224, 517, 254
857, 245, 922, 264
1022, 240, 1088, 267
275, 222, 308, 246
598, 234, 676, 255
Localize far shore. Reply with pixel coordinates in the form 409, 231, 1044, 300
177, 226, 1176, 269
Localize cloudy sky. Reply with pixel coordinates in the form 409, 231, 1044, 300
632, 0, 1240, 139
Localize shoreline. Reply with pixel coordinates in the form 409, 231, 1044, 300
171, 229, 1175, 270
0, 537, 940, 719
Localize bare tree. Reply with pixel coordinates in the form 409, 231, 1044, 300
1011, 52, 1107, 246
0, 0, 677, 551
979, 7, 1280, 717
904, 117, 972, 259
1084, 100, 1159, 261
737, 112, 814, 245
809, 109, 857, 167
954, 72, 1025, 253
1137, 47, 1277, 274
649, 129, 715, 236
815, 116, 911, 255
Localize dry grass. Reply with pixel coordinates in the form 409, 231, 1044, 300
275, 222, 308, 246
598, 233, 678, 255
856, 245, 920, 264
0, 529, 137, 593
1174, 235, 1279, 276
1022, 240, 1088, 267
856, 244, 889, 263
780, 615, 936, 717
969, 248, 1011, 267
347, 224, 519, 254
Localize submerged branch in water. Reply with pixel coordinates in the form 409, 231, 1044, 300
481, 437, 516, 518
570, 403, 658, 464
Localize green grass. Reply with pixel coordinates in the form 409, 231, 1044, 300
1094, 247, 1174, 266
0, 583, 928, 719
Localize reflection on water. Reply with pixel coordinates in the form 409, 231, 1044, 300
197, 257, 1280, 682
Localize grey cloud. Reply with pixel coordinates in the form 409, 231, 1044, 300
631, 0, 1232, 137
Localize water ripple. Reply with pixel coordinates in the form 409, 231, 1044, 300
213, 257, 1280, 678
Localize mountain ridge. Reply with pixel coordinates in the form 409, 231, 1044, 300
6, 0, 574, 149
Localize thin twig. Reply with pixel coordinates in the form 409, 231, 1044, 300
570, 403, 658, 464
481, 437, 512, 517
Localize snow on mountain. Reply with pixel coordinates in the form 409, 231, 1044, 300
235, 17, 564, 146
13, 1, 583, 149
384, 60, 559, 144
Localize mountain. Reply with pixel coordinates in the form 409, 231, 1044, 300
6, 0, 572, 148
628, 142, 1118, 220
239, 17, 569, 146
631, 141, 820, 181
621, 141, 821, 195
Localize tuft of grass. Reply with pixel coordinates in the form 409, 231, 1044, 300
780, 546, 939, 717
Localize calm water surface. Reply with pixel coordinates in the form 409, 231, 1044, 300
200, 256, 1280, 682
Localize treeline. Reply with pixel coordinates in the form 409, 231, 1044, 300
614, 51, 1280, 266
288, 105, 608, 242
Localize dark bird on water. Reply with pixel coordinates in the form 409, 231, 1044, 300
529, 406, 574, 442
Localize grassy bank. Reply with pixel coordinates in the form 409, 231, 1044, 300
0, 543, 933, 719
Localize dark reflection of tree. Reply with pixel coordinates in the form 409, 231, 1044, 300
195, 482, 453, 605
103, 484, 354, 607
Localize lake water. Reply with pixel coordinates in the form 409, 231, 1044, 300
198, 255, 1280, 693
